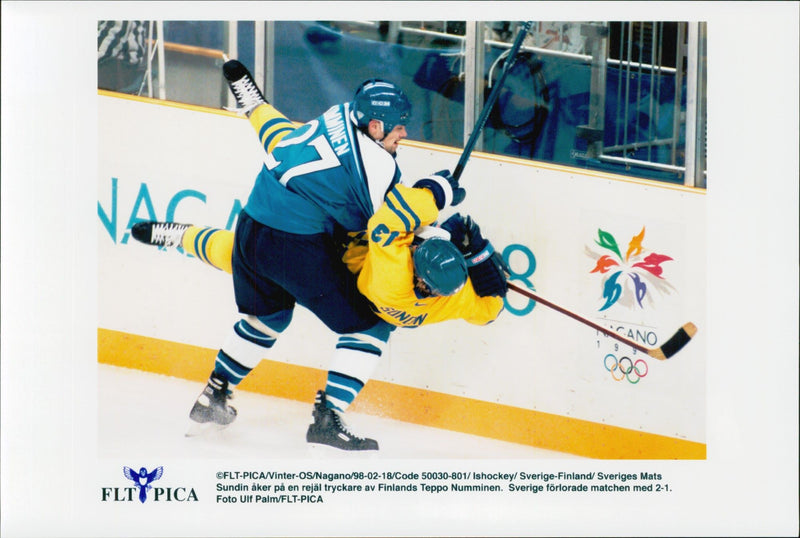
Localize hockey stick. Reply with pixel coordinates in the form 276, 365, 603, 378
452, 20, 534, 182
507, 282, 697, 360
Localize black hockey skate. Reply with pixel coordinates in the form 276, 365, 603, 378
186, 373, 237, 436
131, 221, 190, 248
306, 390, 378, 451
223, 59, 267, 116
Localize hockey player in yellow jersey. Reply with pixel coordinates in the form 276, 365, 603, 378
357, 183, 504, 327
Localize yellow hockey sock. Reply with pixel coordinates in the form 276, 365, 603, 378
249, 104, 298, 153
181, 226, 235, 274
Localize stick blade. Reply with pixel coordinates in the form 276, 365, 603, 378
648, 322, 698, 360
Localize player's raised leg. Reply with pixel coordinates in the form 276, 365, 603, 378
131, 221, 191, 248
222, 58, 296, 152
222, 59, 267, 116
131, 222, 234, 273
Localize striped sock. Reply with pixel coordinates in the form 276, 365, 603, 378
213, 349, 252, 387
213, 313, 290, 386
324, 324, 391, 412
180, 226, 235, 274
249, 104, 297, 153
324, 370, 366, 412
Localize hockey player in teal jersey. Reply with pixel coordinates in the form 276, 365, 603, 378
168, 60, 468, 451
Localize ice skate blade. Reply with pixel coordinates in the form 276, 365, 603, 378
185, 420, 230, 437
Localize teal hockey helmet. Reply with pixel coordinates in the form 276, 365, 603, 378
412, 238, 468, 296
352, 78, 412, 133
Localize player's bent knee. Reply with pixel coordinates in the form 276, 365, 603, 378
336, 321, 394, 357
362, 319, 394, 343
251, 310, 293, 335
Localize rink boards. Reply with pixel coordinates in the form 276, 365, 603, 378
97, 92, 707, 459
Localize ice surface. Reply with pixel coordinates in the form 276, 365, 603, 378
98, 364, 582, 459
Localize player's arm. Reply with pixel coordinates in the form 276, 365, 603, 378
378, 184, 441, 235
358, 184, 440, 301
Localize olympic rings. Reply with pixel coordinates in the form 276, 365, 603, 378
603, 354, 648, 384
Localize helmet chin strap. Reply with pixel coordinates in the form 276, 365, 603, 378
375, 122, 397, 155
376, 120, 388, 143
360, 118, 396, 155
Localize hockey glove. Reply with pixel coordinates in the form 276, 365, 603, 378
461, 216, 509, 297
440, 212, 469, 251
413, 169, 466, 209
442, 214, 508, 296
468, 250, 509, 297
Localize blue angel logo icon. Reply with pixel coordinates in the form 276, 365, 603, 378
123, 466, 163, 503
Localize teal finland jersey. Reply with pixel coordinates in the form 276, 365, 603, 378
243, 102, 402, 235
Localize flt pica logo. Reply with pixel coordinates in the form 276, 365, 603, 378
124, 466, 163, 503
101, 466, 198, 503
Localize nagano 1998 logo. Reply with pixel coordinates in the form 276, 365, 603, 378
101, 466, 198, 503
586, 226, 677, 385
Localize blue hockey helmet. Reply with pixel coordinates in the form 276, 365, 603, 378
352, 78, 412, 133
412, 238, 468, 296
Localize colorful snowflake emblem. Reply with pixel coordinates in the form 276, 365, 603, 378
587, 227, 676, 311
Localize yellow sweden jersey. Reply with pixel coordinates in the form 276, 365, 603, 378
358, 184, 503, 328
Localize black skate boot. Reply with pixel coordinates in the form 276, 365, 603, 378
306, 390, 378, 451
187, 373, 237, 435
131, 221, 190, 248
222, 59, 267, 116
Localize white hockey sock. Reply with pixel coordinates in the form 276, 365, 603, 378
215, 316, 283, 386
325, 339, 385, 412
